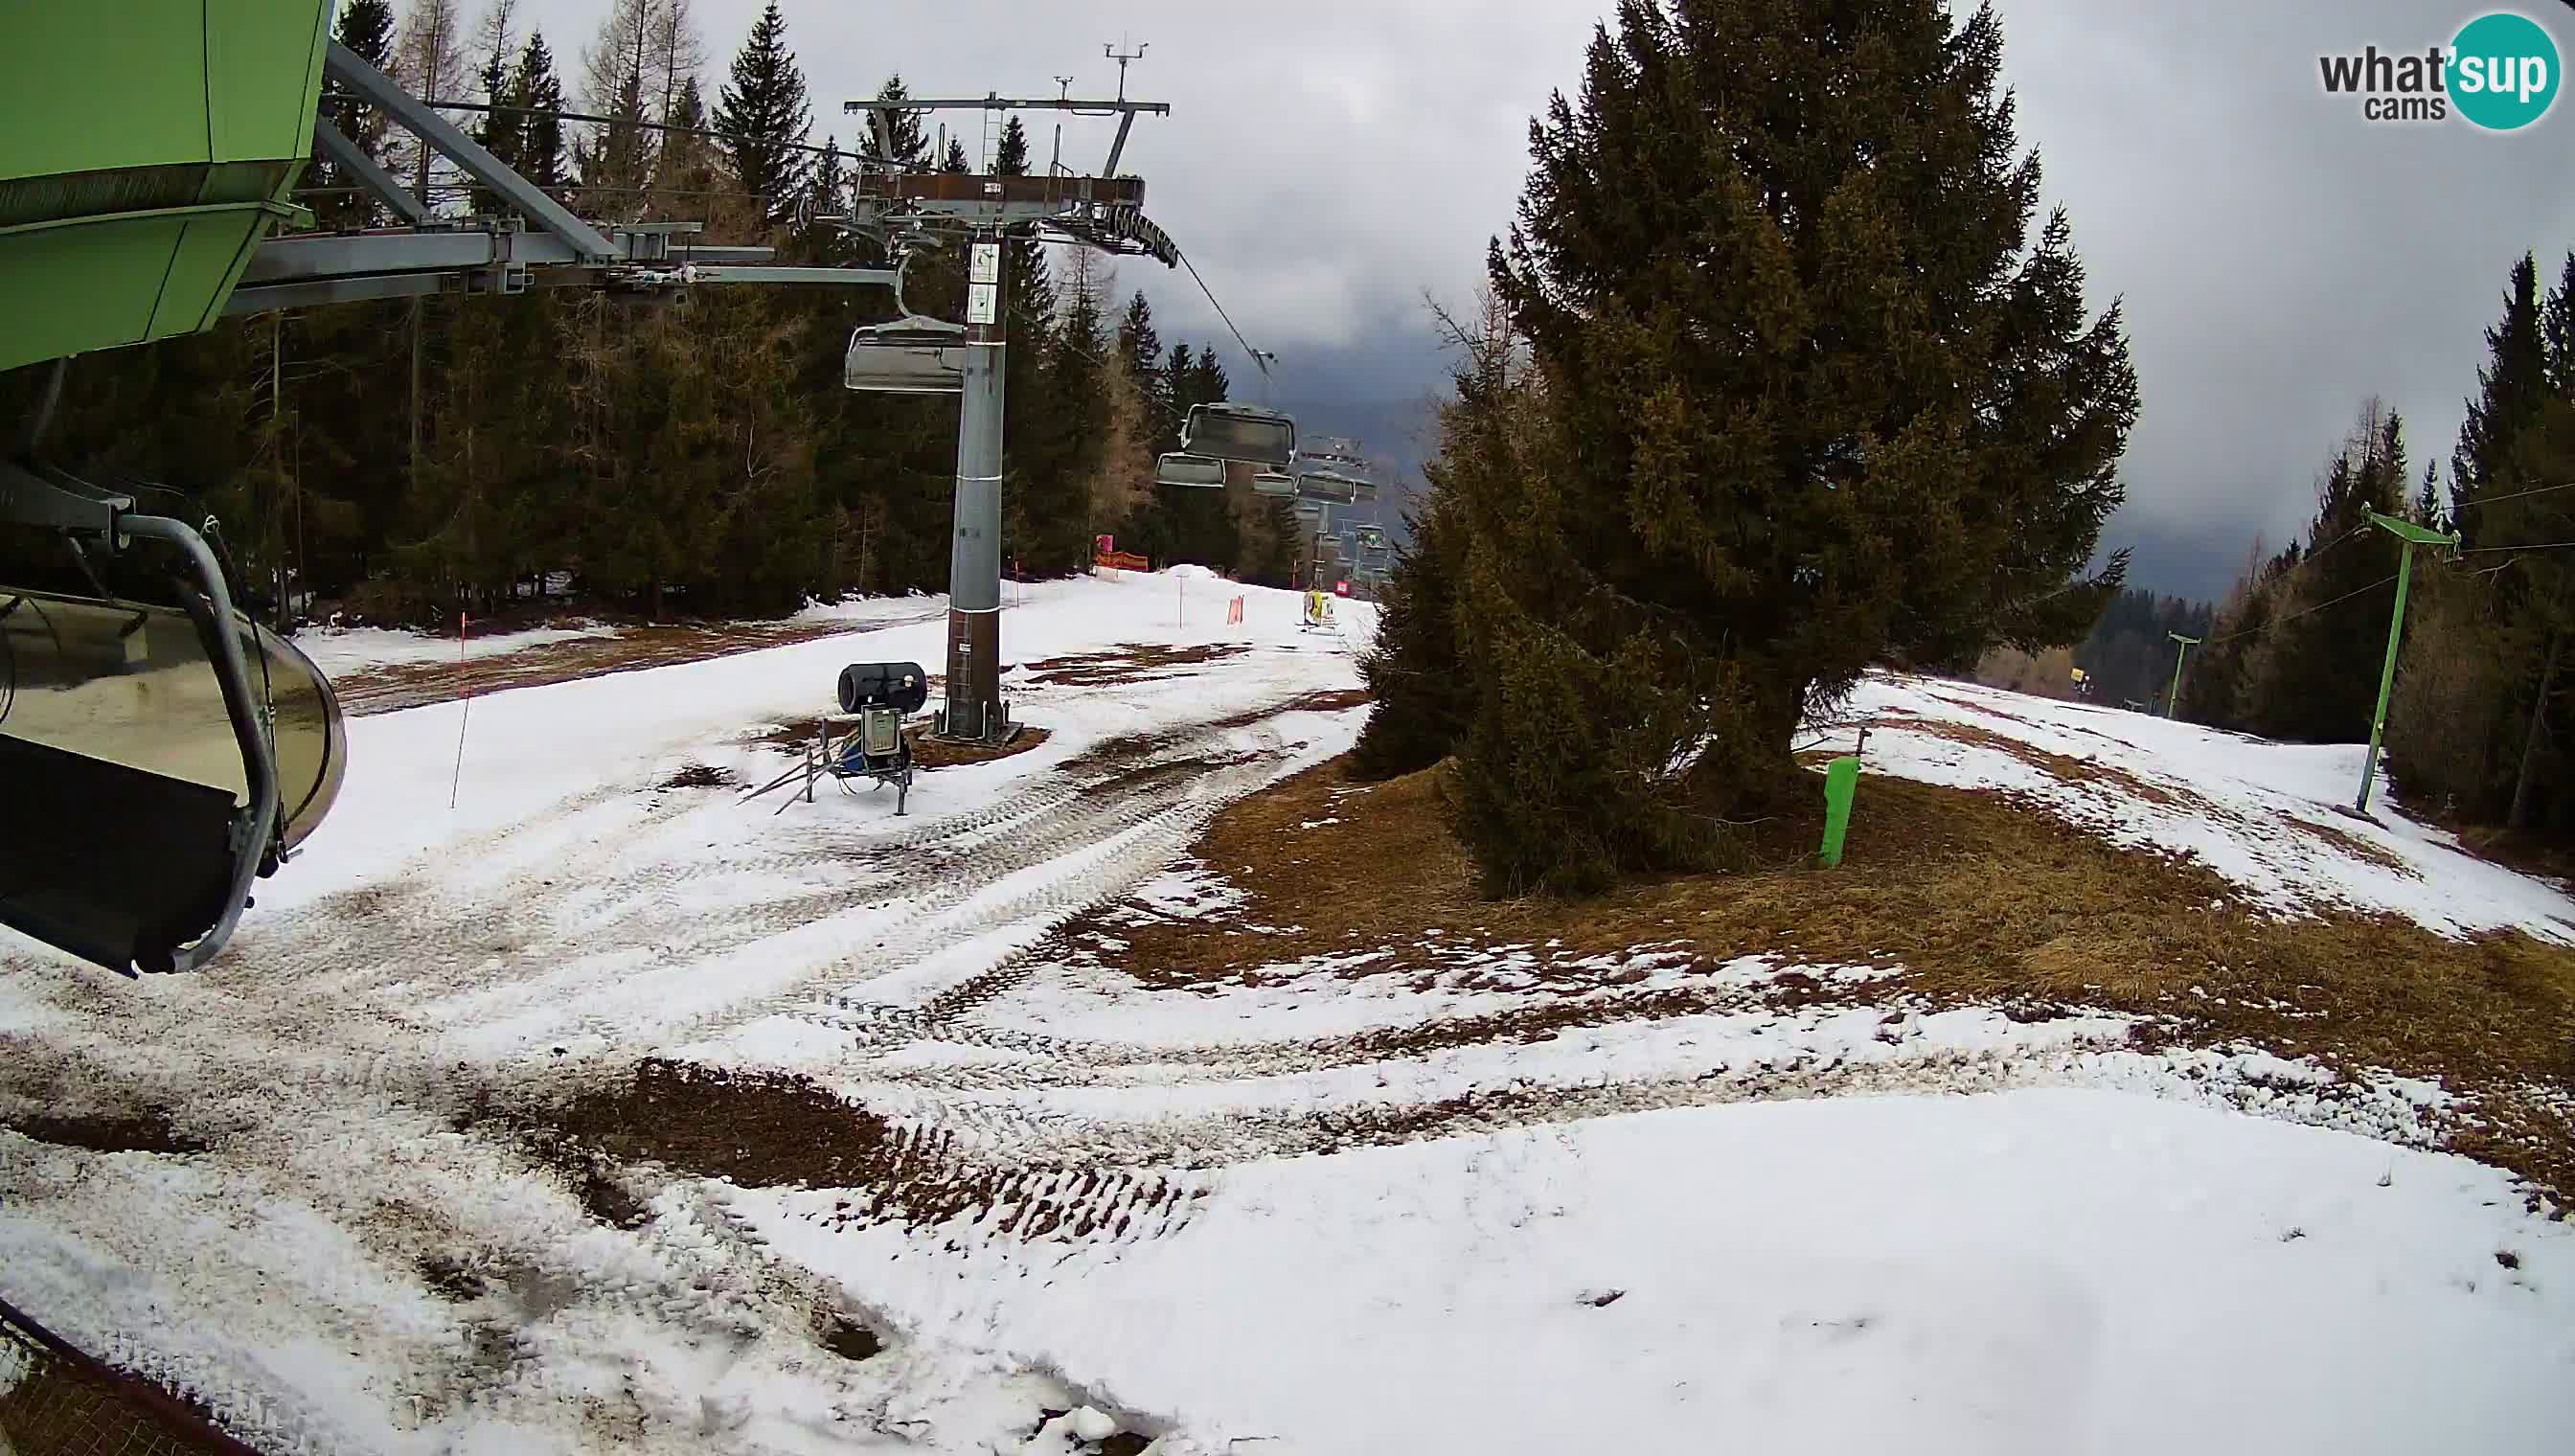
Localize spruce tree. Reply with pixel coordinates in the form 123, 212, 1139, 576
311, 0, 399, 230
794, 138, 850, 262
1354, 452, 1475, 780
1115, 291, 1164, 422
2545, 251, 2575, 398
862, 76, 930, 171
2491, 396, 2575, 827
513, 32, 569, 196
714, 0, 812, 230
467, 4, 523, 218
652, 77, 719, 220
2414, 458, 2444, 529
1429, 0, 2137, 891
2453, 253, 2549, 546
2242, 404, 2409, 743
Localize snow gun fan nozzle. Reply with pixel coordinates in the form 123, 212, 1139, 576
838, 662, 930, 716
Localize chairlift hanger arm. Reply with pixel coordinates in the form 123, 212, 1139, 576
0, 460, 133, 542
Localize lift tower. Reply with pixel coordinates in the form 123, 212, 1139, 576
839, 86, 1177, 743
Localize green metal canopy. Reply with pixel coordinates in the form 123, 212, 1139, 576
0, 2, 332, 375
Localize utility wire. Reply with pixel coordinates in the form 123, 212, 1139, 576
366, 94, 918, 168
2461, 538, 2575, 555
1170, 243, 1271, 385
2450, 479, 2575, 512
2204, 570, 2402, 647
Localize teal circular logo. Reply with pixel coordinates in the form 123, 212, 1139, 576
2450, 11, 2561, 130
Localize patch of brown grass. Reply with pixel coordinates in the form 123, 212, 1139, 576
1080, 756, 2575, 1206
333, 613, 944, 717
1021, 642, 1248, 687
2288, 814, 2417, 876
1891, 718, 2213, 813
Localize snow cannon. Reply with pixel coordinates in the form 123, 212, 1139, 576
838, 663, 930, 717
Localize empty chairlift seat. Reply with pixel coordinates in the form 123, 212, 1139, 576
1296, 467, 1364, 505
1250, 469, 1298, 497
0, 589, 346, 974
1153, 453, 1226, 488
844, 316, 973, 395
1179, 403, 1297, 468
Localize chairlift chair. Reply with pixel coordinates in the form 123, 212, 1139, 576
844, 314, 973, 395
1296, 467, 1364, 506
1153, 453, 1225, 489
1250, 469, 1298, 497
1178, 402, 1297, 468
0, 532, 347, 976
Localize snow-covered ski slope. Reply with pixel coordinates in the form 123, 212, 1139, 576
2, 572, 2569, 1456
1818, 671, 2575, 940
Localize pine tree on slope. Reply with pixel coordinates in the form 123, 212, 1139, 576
713, 0, 812, 230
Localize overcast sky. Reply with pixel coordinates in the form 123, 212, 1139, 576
501, 0, 2575, 599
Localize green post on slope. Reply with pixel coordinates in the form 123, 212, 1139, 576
2356, 509, 2460, 815
1819, 755, 1861, 868
2165, 632, 2200, 718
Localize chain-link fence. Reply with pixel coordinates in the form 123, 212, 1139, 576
0, 1298, 256, 1456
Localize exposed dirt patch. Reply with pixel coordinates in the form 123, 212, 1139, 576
657, 763, 737, 790
418, 1253, 485, 1303
2289, 815, 2418, 876
545, 1059, 897, 1191
819, 1316, 882, 1362
490, 1060, 1195, 1240
1021, 642, 1249, 687
450, 1093, 653, 1231
1029, 1412, 1152, 1454
0, 1109, 206, 1155
906, 723, 1054, 769
1058, 687, 1376, 778
1889, 717, 2215, 813
2414, 812, 2575, 889
1063, 755, 2575, 1208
